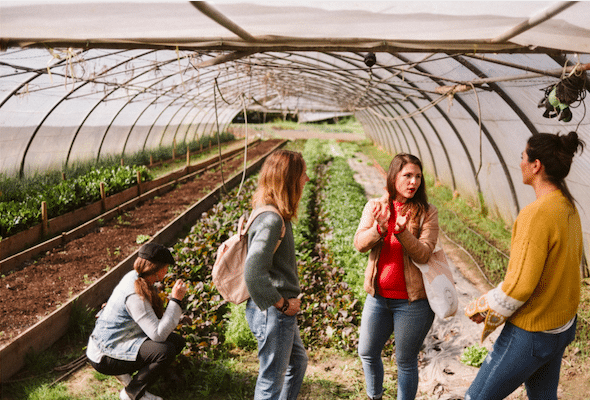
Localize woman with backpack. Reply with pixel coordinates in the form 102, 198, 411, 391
244, 149, 310, 400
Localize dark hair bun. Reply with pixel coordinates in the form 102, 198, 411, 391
561, 131, 585, 156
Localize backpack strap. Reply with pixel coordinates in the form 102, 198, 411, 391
243, 205, 286, 250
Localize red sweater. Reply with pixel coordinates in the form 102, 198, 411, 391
377, 203, 408, 299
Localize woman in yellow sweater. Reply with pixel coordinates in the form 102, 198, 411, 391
465, 131, 585, 400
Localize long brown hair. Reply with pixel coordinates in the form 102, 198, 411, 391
386, 153, 429, 222
133, 257, 165, 318
252, 149, 306, 222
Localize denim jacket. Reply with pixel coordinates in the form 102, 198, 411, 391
88, 270, 148, 361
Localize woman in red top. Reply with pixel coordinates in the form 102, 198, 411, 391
354, 153, 439, 400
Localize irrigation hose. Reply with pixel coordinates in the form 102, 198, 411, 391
439, 227, 495, 288
235, 93, 249, 198
213, 78, 227, 194
49, 354, 89, 387
2, 354, 89, 386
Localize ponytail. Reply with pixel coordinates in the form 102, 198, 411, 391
133, 257, 165, 318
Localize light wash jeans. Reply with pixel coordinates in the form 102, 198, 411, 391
465, 318, 577, 400
245, 298, 308, 400
358, 294, 434, 400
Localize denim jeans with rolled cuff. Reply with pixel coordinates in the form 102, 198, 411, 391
246, 298, 308, 400
465, 317, 577, 400
358, 294, 434, 400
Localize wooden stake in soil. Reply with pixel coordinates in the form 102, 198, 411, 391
137, 170, 142, 196
150, 154, 153, 166
41, 201, 48, 236
186, 148, 191, 167
100, 182, 106, 212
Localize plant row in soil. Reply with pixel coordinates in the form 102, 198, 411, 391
0, 133, 235, 239
161, 138, 385, 363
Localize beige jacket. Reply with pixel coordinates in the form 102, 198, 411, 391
353, 194, 439, 302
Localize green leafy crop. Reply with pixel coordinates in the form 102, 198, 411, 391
461, 344, 489, 367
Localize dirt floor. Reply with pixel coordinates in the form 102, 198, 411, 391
2, 131, 588, 399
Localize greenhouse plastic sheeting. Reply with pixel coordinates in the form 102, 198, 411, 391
1, 1, 589, 257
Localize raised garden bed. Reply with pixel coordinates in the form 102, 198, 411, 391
0, 139, 285, 382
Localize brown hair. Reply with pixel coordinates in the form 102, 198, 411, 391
386, 153, 429, 222
526, 131, 585, 205
252, 149, 306, 222
133, 257, 165, 318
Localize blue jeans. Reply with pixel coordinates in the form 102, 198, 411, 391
465, 318, 577, 400
358, 295, 434, 400
246, 299, 308, 400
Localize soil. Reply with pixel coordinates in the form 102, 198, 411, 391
0, 139, 282, 348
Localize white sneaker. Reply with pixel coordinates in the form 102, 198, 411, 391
119, 385, 163, 400
116, 374, 133, 385
143, 391, 163, 400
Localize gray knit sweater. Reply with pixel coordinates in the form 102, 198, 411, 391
244, 210, 301, 311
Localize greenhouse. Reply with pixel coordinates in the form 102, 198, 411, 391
1, 1, 589, 398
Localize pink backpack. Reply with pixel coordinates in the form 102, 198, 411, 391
212, 205, 285, 304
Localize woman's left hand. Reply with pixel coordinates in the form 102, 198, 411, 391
171, 279, 187, 301
394, 207, 411, 232
469, 313, 486, 324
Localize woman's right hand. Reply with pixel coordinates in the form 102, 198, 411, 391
171, 279, 187, 300
287, 297, 301, 316
275, 297, 301, 316
372, 202, 390, 232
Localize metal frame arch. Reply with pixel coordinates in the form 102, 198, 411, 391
452, 54, 540, 137
106, 51, 227, 158
172, 96, 212, 144
362, 108, 398, 155
282, 52, 431, 162
400, 54, 519, 212
103, 70, 190, 159
391, 53, 491, 192
379, 60, 455, 187
0, 58, 70, 108
373, 103, 414, 155
261, 51, 387, 110
379, 53, 482, 193
14, 50, 97, 176
98, 52, 219, 158
358, 110, 398, 155
321, 51, 444, 181
16, 50, 148, 176
375, 102, 429, 168
310, 54, 421, 152
65, 50, 159, 167
362, 66, 447, 182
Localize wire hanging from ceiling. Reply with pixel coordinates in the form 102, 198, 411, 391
213, 77, 227, 194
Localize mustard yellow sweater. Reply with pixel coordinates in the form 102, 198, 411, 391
488, 189, 583, 332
